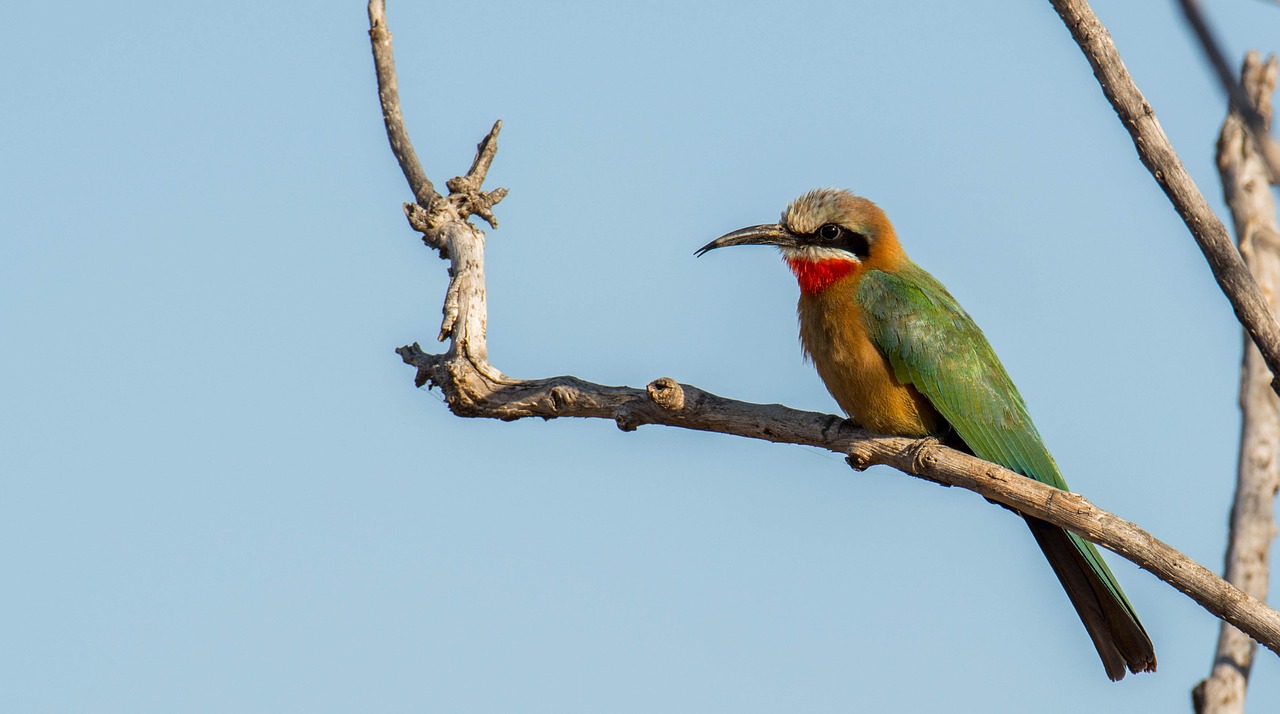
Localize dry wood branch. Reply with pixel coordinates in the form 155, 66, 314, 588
367, 0, 437, 211
1195, 52, 1280, 714
396, 340, 1280, 656
368, 1, 507, 345
1178, 0, 1280, 184
1049, 0, 1280, 396
369, 0, 1280, 667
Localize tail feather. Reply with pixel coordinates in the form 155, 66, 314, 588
1025, 517, 1157, 680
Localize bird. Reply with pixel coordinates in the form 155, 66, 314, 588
695, 187, 1156, 680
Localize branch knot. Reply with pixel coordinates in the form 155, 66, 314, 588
446, 183, 509, 229
845, 446, 873, 472
647, 377, 686, 411
906, 437, 942, 478
614, 405, 642, 432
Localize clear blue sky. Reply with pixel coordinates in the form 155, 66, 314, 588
5, 1, 1280, 711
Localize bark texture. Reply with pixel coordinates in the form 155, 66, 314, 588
1195, 52, 1280, 714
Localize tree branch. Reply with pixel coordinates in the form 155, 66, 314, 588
1177, 0, 1280, 185
367, 0, 437, 212
396, 338, 1280, 657
1048, 0, 1280, 396
1195, 52, 1280, 714
369, 0, 1280, 665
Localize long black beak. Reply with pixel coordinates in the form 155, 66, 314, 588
695, 223, 795, 257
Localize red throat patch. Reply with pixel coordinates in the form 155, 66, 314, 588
786, 258, 859, 295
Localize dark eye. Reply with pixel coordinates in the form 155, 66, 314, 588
811, 223, 871, 259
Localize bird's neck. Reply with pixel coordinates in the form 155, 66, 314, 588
786, 257, 859, 295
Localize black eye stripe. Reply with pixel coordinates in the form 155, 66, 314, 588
807, 223, 871, 259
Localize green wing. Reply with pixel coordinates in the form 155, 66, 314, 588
856, 263, 1140, 619
856, 262, 1062, 487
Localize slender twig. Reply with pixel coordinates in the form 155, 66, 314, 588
1178, 0, 1280, 184
1194, 52, 1280, 714
1049, 0, 1280, 396
368, 0, 1280, 663
461, 121, 502, 187
368, 0, 438, 210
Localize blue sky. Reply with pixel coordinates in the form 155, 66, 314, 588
5, 1, 1280, 711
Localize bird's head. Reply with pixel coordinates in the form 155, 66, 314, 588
696, 188, 905, 294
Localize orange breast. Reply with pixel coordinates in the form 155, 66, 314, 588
797, 275, 942, 437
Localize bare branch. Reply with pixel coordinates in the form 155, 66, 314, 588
461, 120, 502, 188
1195, 52, 1280, 714
1048, 0, 1280, 397
367, 0, 507, 344
1178, 0, 1280, 184
367, 0, 438, 211
395, 339, 1280, 657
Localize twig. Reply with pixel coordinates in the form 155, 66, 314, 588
1178, 0, 1280, 184
1048, 0, 1280, 396
369, 0, 1280, 664
1194, 52, 1280, 714
367, 0, 437, 211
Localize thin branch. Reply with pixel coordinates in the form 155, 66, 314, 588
1049, 0, 1280, 396
368, 0, 438, 210
1194, 52, 1280, 714
460, 121, 502, 188
1178, 0, 1280, 184
396, 340, 1280, 656
370, 0, 1280, 667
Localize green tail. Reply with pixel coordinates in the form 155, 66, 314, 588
857, 264, 1156, 679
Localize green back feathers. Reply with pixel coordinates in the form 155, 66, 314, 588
856, 262, 1064, 490
856, 262, 1141, 621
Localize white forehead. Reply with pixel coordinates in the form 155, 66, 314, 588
782, 187, 855, 235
